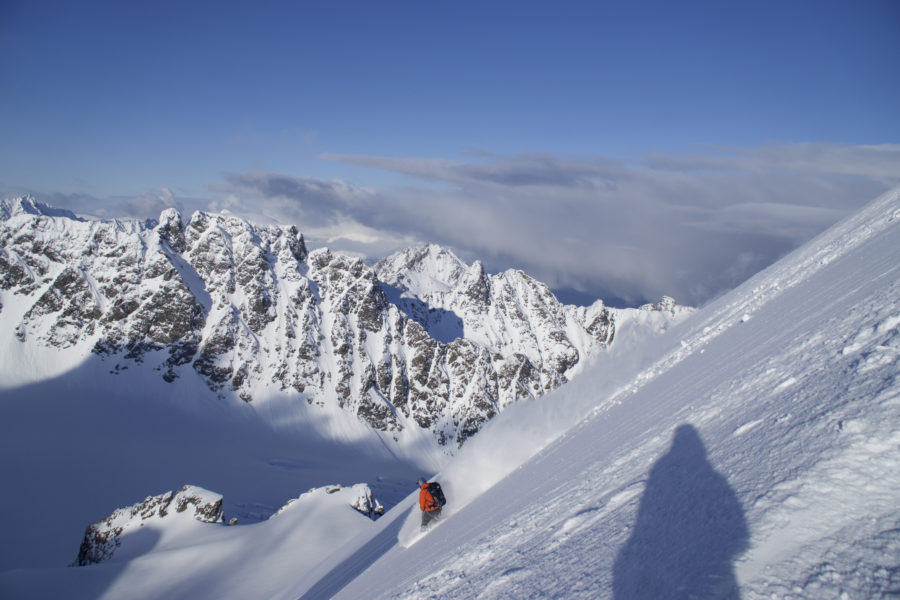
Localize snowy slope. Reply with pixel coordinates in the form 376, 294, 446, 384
2, 188, 898, 599
0, 481, 395, 600
283, 188, 900, 599
0, 354, 433, 572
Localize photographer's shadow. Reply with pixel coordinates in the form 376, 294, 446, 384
613, 425, 749, 599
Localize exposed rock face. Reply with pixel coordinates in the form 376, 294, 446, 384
1, 197, 691, 447
348, 484, 386, 520
373, 244, 620, 441
641, 295, 678, 315
275, 483, 385, 521
75, 485, 224, 566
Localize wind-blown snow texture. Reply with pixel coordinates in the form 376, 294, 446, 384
3, 188, 899, 599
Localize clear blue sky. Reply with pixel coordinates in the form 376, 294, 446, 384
2, 0, 897, 196
1, 1, 899, 305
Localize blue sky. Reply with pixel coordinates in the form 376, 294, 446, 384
2, 1, 899, 305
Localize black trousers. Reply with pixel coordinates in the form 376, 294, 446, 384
421, 508, 442, 529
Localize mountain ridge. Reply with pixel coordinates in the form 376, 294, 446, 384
292, 189, 900, 600
0, 196, 690, 448
2, 189, 897, 598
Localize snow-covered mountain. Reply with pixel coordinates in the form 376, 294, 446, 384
0, 196, 689, 576
294, 187, 900, 600
7, 187, 896, 599
3, 186, 893, 599
0, 196, 686, 448
75, 485, 226, 566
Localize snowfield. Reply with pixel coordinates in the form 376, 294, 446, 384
2, 187, 900, 599
290, 188, 900, 600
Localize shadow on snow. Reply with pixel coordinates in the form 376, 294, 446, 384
379, 283, 464, 344
613, 425, 749, 600
299, 507, 407, 600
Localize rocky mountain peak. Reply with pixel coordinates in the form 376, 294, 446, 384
0, 203, 691, 448
156, 208, 186, 252
641, 295, 678, 315
1, 195, 80, 220
374, 243, 468, 296
75, 485, 225, 566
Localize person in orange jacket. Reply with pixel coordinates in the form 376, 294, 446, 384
418, 478, 445, 530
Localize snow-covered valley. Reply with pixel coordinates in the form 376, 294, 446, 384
2, 187, 900, 599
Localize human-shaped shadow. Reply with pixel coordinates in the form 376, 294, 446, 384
613, 425, 749, 599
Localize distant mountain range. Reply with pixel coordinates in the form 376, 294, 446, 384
0, 196, 690, 447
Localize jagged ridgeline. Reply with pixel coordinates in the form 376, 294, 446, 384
0, 197, 686, 446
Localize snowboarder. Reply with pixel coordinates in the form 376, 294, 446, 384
418, 478, 446, 530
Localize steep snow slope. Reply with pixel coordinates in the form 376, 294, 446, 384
3, 187, 897, 599
284, 188, 900, 599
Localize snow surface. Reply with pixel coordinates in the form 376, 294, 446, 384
2, 188, 900, 598
285, 188, 900, 600
0, 347, 437, 572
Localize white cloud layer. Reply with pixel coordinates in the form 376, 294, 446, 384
13, 143, 899, 307
215, 143, 899, 306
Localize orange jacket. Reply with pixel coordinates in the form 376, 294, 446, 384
419, 483, 440, 512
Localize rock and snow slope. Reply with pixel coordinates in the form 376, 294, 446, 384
1, 481, 396, 600
284, 188, 900, 599
0, 197, 687, 577
0, 197, 686, 448
3, 187, 898, 599
75, 485, 226, 566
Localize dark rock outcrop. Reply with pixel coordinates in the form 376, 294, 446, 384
75, 485, 224, 566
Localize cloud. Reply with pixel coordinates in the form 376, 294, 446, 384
320, 152, 621, 190
111, 187, 177, 218
309, 143, 898, 306
212, 172, 373, 226
11, 143, 897, 307
8, 188, 187, 221
646, 143, 900, 188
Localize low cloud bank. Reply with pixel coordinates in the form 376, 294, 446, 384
218, 143, 899, 306
13, 142, 899, 307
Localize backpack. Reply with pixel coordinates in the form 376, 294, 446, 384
427, 481, 446, 507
